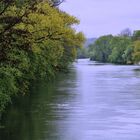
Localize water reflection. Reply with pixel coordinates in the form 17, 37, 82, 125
1, 59, 140, 140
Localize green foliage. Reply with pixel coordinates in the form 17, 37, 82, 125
132, 30, 140, 41
132, 41, 140, 63
0, 66, 21, 112
128, 32, 140, 63
89, 35, 132, 64
77, 47, 89, 59
123, 45, 134, 64
0, 0, 85, 114
89, 35, 113, 62
108, 37, 131, 64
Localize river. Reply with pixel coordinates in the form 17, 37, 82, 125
1, 59, 140, 140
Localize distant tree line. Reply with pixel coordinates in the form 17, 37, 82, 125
89, 29, 140, 64
0, 0, 85, 114
77, 38, 96, 59
77, 47, 89, 59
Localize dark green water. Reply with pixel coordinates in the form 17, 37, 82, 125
1, 59, 140, 140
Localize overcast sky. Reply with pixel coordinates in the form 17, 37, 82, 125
60, 0, 140, 38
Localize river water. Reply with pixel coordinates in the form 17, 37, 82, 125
1, 59, 140, 140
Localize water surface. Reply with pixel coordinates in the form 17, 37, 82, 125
1, 59, 140, 140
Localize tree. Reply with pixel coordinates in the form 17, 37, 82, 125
0, 0, 85, 114
89, 35, 132, 64
122, 45, 134, 64
89, 35, 113, 62
132, 30, 140, 41
132, 41, 140, 63
108, 36, 131, 64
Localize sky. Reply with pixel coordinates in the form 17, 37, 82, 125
60, 0, 140, 38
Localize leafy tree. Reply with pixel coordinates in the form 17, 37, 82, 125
77, 47, 89, 59
122, 45, 134, 64
108, 37, 131, 64
132, 41, 140, 63
0, 0, 85, 114
132, 30, 140, 41
89, 35, 113, 62
89, 35, 132, 64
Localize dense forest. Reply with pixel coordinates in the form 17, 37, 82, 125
89, 29, 140, 64
0, 0, 85, 115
